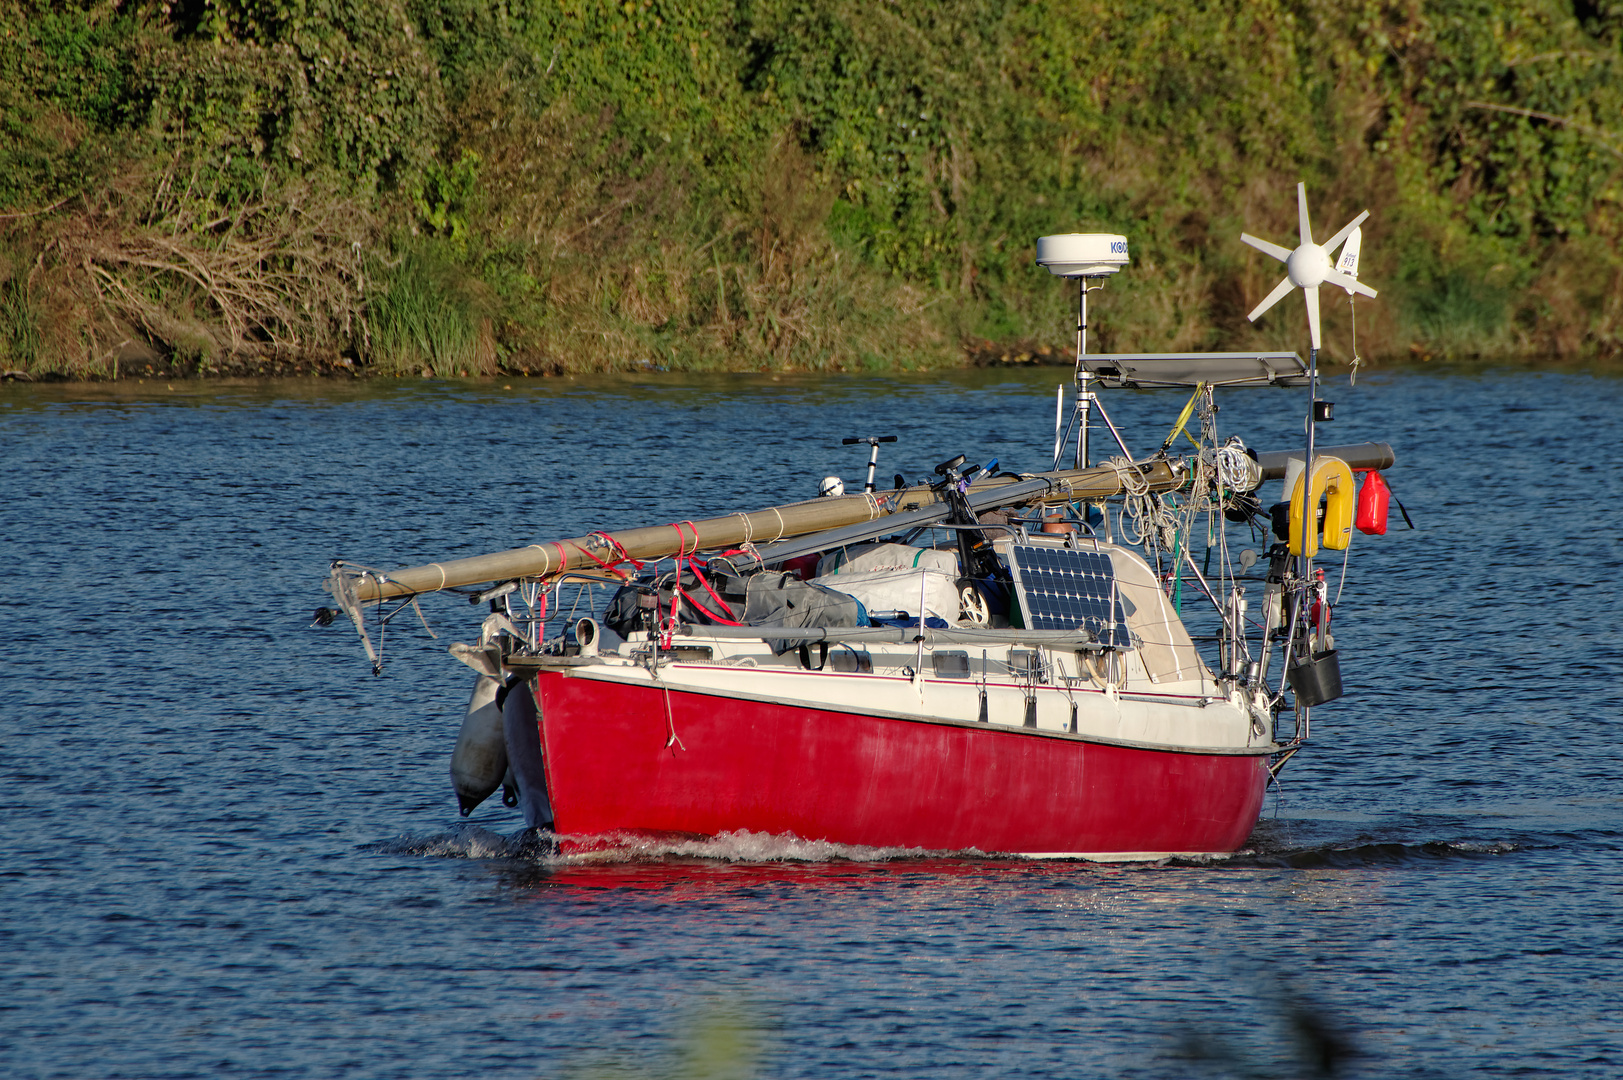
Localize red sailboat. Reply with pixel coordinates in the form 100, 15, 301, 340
324, 197, 1398, 859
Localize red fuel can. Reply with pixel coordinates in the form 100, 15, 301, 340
1356, 470, 1391, 535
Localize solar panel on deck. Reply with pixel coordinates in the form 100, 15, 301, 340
1007, 545, 1131, 647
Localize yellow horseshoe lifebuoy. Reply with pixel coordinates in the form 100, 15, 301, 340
1289, 455, 1354, 557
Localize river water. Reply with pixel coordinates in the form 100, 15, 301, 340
2, 367, 1619, 1078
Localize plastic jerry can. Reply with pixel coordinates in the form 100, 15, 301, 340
1356, 470, 1390, 535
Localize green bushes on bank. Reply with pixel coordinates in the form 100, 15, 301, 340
0, 0, 1618, 379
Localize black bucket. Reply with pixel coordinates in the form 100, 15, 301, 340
1287, 649, 1343, 707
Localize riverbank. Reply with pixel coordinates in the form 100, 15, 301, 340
3, 3, 1618, 382
4, 347, 1616, 388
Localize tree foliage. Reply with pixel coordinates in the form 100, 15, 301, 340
0, 0, 1618, 376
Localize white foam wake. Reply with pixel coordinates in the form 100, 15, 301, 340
374, 825, 951, 864
565, 828, 939, 864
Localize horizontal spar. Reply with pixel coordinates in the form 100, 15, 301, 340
325, 442, 1395, 605
672, 625, 1109, 647
326, 460, 1184, 604
1254, 442, 1394, 478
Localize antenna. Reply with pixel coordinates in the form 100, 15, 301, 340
1240, 183, 1377, 349
1035, 233, 1130, 468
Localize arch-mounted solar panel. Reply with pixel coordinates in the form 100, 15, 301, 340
1006, 545, 1131, 647
1078, 352, 1308, 388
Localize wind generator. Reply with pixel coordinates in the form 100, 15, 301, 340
1238, 182, 1382, 724
1240, 182, 1377, 350
1236, 181, 1379, 473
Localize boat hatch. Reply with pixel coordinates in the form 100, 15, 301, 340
664, 645, 714, 663
829, 646, 873, 674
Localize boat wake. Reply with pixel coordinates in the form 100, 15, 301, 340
1174, 837, 1520, 870
372, 821, 1537, 871
372, 825, 942, 865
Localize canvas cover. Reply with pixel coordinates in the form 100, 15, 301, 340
815, 542, 959, 579
744, 572, 864, 652
810, 567, 960, 624
603, 570, 745, 637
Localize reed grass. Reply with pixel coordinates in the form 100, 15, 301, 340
366, 243, 496, 377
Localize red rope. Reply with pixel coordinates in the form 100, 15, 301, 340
688, 558, 743, 625
576, 544, 631, 580
665, 521, 744, 626
593, 531, 644, 571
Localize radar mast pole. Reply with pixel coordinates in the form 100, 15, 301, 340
1075, 278, 1092, 468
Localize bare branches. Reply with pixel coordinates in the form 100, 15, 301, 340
1464, 101, 1623, 160
55, 162, 377, 362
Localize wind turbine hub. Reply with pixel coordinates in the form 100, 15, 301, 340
1286, 244, 1330, 289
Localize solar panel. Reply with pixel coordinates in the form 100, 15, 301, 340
1078, 351, 1308, 388
1007, 545, 1131, 647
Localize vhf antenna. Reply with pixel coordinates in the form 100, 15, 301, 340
843, 435, 898, 493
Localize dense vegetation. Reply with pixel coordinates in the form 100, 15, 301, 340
1, 0, 1619, 378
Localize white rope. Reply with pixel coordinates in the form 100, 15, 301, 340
1349, 296, 1362, 386
523, 544, 548, 571
409, 597, 437, 638
1334, 541, 1352, 606
1214, 438, 1255, 491
662, 685, 686, 750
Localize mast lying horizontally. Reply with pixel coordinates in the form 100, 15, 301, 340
325, 443, 1393, 607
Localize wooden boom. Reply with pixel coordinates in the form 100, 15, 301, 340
325, 442, 1395, 605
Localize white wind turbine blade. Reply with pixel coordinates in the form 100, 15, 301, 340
1324, 269, 1377, 299
1240, 233, 1293, 262
1247, 276, 1297, 323
1297, 182, 1313, 246
1322, 210, 1370, 257
1303, 281, 1322, 350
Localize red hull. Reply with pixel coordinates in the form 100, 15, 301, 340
534, 671, 1269, 857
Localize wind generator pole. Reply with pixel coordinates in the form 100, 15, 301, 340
1304, 343, 1317, 578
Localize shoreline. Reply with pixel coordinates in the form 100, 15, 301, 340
4, 349, 1616, 387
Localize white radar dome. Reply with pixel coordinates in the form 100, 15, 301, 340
1035, 233, 1130, 277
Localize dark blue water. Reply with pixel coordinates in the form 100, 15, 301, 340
3, 369, 1620, 1078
